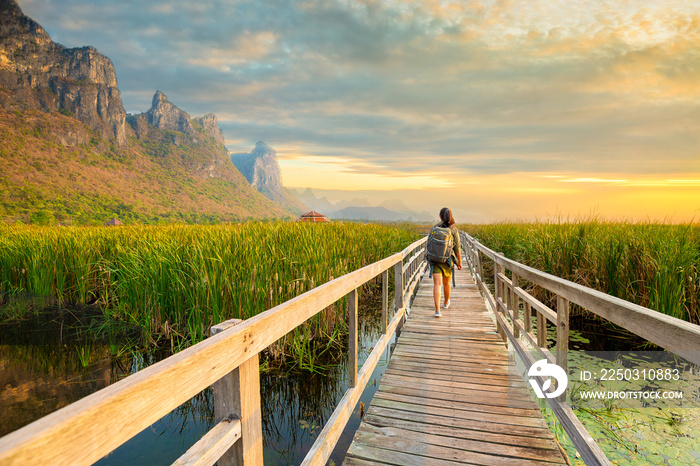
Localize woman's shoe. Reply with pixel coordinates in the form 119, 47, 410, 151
443, 300, 450, 309
434, 310, 442, 317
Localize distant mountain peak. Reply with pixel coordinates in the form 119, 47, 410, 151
145, 90, 194, 134
231, 142, 308, 215
153, 90, 167, 105
126, 91, 225, 148
231, 141, 283, 194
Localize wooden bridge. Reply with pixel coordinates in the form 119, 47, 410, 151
1, 231, 699, 465
343, 264, 568, 465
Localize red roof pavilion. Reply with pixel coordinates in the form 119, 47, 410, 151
299, 211, 329, 222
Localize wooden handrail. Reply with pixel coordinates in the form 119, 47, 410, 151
0, 236, 428, 465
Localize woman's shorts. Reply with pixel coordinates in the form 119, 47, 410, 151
430, 260, 452, 277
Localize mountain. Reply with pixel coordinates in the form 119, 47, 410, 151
0, 0, 291, 224
296, 188, 337, 214
335, 198, 372, 210
334, 206, 409, 222
231, 142, 308, 215
291, 188, 433, 222
0, 0, 126, 144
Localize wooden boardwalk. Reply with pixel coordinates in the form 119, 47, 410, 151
343, 266, 568, 465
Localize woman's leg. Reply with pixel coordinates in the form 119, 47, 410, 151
433, 272, 443, 312
443, 274, 451, 306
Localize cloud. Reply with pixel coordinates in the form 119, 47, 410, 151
18, 0, 700, 203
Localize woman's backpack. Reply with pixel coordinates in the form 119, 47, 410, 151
426, 226, 453, 263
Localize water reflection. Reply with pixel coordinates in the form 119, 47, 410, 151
0, 289, 391, 465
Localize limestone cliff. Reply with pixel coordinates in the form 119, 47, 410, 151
126, 91, 233, 180
231, 142, 308, 215
130, 92, 224, 146
143, 90, 196, 136
0, 0, 127, 144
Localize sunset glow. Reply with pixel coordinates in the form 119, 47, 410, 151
21, 0, 700, 222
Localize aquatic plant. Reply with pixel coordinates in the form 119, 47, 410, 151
0, 222, 418, 362
461, 220, 700, 323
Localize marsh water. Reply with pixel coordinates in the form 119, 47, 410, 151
0, 296, 392, 465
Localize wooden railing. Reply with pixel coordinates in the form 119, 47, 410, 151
460, 231, 700, 466
0, 236, 428, 466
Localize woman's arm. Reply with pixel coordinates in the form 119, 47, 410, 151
451, 227, 462, 270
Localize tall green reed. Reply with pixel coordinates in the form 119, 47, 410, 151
0, 222, 418, 361
461, 220, 700, 323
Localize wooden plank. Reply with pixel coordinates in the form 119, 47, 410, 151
361, 422, 564, 464
537, 310, 547, 348
398, 330, 504, 342
365, 405, 553, 439
361, 414, 561, 451
380, 372, 525, 395
369, 397, 549, 429
172, 418, 241, 466
387, 356, 514, 379
347, 442, 463, 466
388, 351, 512, 370
348, 430, 557, 466
373, 391, 541, 419
349, 427, 566, 465
513, 273, 521, 338
392, 341, 510, 359
383, 366, 518, 387
343, 457, 393, 466
391, 348, 511, 368
379, 381, 540, 411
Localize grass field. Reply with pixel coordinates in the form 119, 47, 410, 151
0, 222, 419, 367
461, 220, 700, 324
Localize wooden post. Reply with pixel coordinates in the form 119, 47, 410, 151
348, 288, 358, 388
210, 319, 263, 466
394, 261, 404, 337
556, 295, 570, 374
394, 261, 404, 311
524, 302, 532, 334
381, 269, 388, 335
512, 273, 520, 339
537, 312, 547, 348
495, 255, 505, 344
478, 251, 485, 292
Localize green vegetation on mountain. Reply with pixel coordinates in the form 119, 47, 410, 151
0, 107, 291, 225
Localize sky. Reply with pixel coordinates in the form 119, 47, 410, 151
20, 0, 700, 222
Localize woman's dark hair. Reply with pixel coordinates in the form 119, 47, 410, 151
439, 207, 455, 227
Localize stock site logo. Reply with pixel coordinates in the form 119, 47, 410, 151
528, 359, 568, 399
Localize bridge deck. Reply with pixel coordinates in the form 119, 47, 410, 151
343, 266, 568, 465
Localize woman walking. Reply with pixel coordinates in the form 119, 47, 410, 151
428, 208, 462, 317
